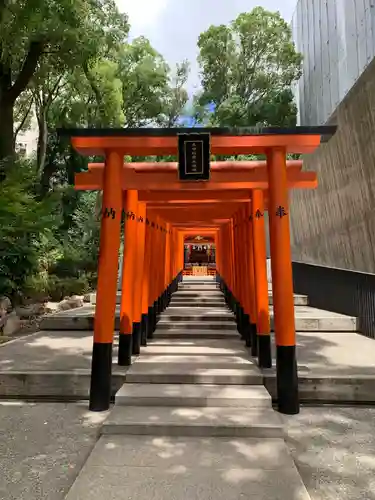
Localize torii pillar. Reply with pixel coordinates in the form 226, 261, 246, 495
267, 148, 298, 414
89, 151, 123, 411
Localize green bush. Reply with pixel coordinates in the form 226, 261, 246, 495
23, 272, 51, 302
0, 161, 100, 304
0, 160, 61, 303
49, 246, 84, 278
47, 274, 92, 301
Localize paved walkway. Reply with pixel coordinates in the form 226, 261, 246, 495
1, 328, 374, 376
2, 403, 375, 500
2, 276, 374, 499
63, 278, 310, 500
2, 277, 375, 499
0, 275, 375, 401
1, 329, 374, 376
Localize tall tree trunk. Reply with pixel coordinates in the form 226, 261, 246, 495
0, 39, 44, 178
36, 109, 48, 174
0, 74, 15, 180
0, 97, 15, 161
39, 161, 58, 197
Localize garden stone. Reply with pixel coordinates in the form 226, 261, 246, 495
15, 303, 47, 319
2, 311, 21, 336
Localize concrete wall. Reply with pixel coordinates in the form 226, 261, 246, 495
289, 55, 375, 273
292, 0, 375, 126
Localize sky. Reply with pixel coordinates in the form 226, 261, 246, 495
116, 0, 298, 95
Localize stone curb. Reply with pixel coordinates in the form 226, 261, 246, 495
0, 369, 374, 402
0, 371, 126, 399
263, 373, 375, 402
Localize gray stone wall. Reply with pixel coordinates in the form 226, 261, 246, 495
292, 0, 375, 127
289, 56, 375, 273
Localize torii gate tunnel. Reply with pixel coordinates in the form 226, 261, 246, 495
60, 126, 336, 415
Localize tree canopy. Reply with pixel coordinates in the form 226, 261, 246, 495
0, 5, 302, 305
196, 7, 302, 127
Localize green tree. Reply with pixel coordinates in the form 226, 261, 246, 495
0, 0, 128, 173
118, 37, 170, 127
196, 7, 302, 128
0, 159, 60, 301
13, 90, 34, 146
158, 60, 190, 127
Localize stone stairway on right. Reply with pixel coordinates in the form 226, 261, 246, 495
64, 276, 311, 500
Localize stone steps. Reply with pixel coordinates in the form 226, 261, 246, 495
102, 405, 283, 438
171, 294, 225, 300
171, 295, 309, 306
152, 328, 240, 339
159, 308, 235, 321
90, 286, 309, 306
172, 291, 223, 297
155, 321, 238, 331
141, 338, 247, 355
39, 305, 357, 332
135, 354, 253, 365
63, 278, 312, 500
178, 285, 220, 290
64, 435, 311, 500
115, 383, 272, 408
139, 346, 247, 356
170, 301, 228, 308
125, 362, 262, 385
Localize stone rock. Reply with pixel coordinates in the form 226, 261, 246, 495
2, 311, 21, 336
68, 297, 84, 308
83, 293, 91, 303
57, 296, 84, 311
0, 296, 12, 316
15, 303, 47, 319
57, 300, 72, 312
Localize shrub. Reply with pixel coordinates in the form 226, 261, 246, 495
47, 274, 91, 301
0, 160, 61, 303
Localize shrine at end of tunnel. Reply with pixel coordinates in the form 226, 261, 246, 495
58, 125, 337, 416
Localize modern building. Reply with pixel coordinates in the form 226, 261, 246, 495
292, 0, 375, 127
290, 0, 375, 273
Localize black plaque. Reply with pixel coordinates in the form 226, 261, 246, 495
178, 133, 210, 181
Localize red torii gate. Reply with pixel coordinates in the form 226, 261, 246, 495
60, 126, 336, 415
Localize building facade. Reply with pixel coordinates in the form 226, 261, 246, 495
292, 0, 375, 126
289, 0, 375, 273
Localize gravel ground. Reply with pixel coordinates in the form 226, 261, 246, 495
281, 406, 375, 500
1, 403, 375, 500
0, 401, 109, 500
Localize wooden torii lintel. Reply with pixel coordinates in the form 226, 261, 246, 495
74, 167, 317, 191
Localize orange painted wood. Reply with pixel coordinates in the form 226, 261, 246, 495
93, 151, 123, 344
88, 160, 303, 172
74, 169, 317, 192
138, 190, 258, 202
233, 212, 241, 305
267, 149, 296, 347
244, 202, 257, 324
251, 189, 271, 335
133, 201, 146, 324
149, 222, 157, 306
157, 219, 164, 299
238, 205, 250, 316
119, 190, 138, 335
141, 219, 152, 315
71, 134, 321, 157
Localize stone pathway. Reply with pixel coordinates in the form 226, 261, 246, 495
0, 276, 374, 402
63, 277, 311, 500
